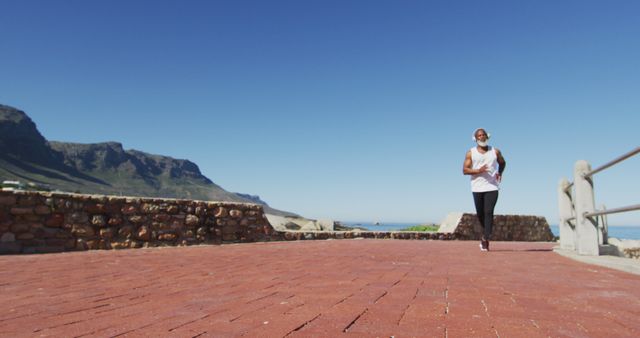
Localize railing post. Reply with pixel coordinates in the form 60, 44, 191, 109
574, 160, 599, 255
600, 204, 608, 245
557, 178, 575, 250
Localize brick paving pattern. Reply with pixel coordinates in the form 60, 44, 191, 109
1, 240, 639, 337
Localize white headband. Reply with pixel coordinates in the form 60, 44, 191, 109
472, 128, 491, 141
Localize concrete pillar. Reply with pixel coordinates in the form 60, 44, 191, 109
574, 160, 599, 255
557, 178, 575, 250
600, 205, 608, 244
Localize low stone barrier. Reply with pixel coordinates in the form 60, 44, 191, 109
281, 231, 457, 241
624, 248, 640, 259
0, 191, 550, 255
608, 238, 640, 260
441, 212, 554, 241
0, 190, 282, 254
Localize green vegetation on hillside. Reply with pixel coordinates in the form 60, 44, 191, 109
400, 224, 439, 232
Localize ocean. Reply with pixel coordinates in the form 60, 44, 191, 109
346, 222, 640, 240
548, 224, 640, 240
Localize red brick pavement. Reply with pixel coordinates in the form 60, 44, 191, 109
1, 240, 639, 337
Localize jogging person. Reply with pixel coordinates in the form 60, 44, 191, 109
462, 128, 506, 251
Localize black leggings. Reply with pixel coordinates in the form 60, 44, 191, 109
472, 190, 499, 240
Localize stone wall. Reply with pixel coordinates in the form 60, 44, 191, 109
0, 190, 282, 254
280, 231, 457, 241
608, 238, 640, 260
0, 190, 555, 255
443, 213, 555, 241
623, 248, 640, 259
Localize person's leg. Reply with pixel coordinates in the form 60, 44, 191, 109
472, 192, 485, 229
473, 192, 488, 250
482, 190, 499, 241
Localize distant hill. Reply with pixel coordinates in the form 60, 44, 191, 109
0, 104, 297, 217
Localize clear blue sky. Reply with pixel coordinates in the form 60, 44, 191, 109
1, 1, 638, 225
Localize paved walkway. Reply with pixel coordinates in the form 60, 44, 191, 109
1, 240, 639, 337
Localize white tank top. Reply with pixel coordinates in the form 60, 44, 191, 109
470, 146, 499, 192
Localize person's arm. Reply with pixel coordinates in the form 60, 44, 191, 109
462, 150, 487, 175
495, 148, 506, 181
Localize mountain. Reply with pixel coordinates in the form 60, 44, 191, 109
234, 193, 270, 206
0, 104, 296, 217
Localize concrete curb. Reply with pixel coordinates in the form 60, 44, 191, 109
554, 246, 640, 275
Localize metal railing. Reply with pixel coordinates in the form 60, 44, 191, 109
558, 146, 640, 256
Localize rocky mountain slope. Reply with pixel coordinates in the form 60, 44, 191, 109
0, 104, 296, 217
